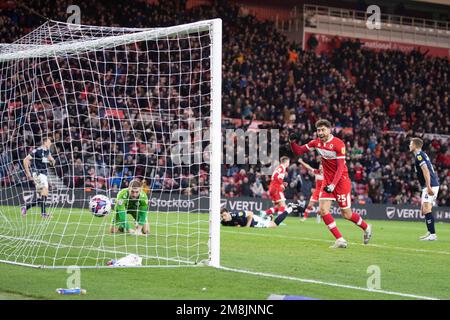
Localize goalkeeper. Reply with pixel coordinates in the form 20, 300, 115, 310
111, 179, 150, 235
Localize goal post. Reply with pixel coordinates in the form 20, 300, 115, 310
0, 18, 222, 268
209, 19, 222, 268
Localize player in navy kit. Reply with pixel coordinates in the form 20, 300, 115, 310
220, 203, 301, 228
22, 138, 56, 218
409, 138, 440, 241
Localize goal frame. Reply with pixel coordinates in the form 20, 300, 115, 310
0, 18, 222, 269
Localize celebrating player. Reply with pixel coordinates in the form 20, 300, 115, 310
220, 203, 300, 228
111, 179, 150, 235
289, 119, 372, 248
264, 156, 290, 217
409, 138, 440, 241
21, 138, 56, 218
298, 158, 323, 223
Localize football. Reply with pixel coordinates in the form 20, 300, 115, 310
89, 195, 112, 217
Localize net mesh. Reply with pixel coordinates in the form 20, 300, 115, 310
0, 19, 219, 268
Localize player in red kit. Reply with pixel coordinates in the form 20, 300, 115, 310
289, 119, 372, 248
264, 156, 290, 218
298, 158, 323, 223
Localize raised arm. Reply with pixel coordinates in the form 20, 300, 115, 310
289, 133, 313, 156
48, 154, 56, 167
298, 158, 315, 172
23, 155, 32, 179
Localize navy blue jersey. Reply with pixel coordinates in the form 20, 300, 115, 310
29, 147, 51, 174
414, 151, 439, 188
221, 210, 255, 227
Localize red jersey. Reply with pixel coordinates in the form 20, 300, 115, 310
269, 164, 287, 189
305, 135, 349, 184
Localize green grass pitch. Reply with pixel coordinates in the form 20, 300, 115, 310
0, 206, 449, 300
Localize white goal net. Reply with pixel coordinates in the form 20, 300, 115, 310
0, 19, 222, 268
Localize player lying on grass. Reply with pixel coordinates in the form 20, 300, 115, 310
220, 203, 301, 228
289, 119, 372, 248
409, 138, 440, 241
21, 137, 56, 218
111, 179, 150, 235
298, 158, 323, 223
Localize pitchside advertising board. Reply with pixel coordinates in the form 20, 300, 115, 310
221, 197, 450, 222
1, 187, 450, 222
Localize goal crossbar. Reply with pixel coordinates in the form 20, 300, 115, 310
0, 19, 218, 62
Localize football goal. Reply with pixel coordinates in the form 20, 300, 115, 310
0, 19, 222, 268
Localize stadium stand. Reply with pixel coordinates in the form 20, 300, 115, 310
0, 0, 448, 206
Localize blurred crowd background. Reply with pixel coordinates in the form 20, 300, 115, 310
0, 0, 448, 205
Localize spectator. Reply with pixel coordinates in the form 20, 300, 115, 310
0, 1, 447, 206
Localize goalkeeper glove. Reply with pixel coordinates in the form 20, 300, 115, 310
324, 184, 335, 193
289, 133, 298, 142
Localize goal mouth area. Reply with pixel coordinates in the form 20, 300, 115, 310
0, 206, 212, 268
0, 18, 222, 269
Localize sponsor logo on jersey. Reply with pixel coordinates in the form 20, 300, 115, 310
316, 148, 337, 159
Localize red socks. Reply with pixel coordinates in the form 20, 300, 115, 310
321, 212, 368, 241
349, 212, 368, 230
303, 205, 313, 218
322, 213, 343, 239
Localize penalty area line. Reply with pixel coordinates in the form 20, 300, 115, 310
217, 265, 439, 300
222, 230, 450, 256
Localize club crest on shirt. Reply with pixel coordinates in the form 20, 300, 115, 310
417, 155, 423, 161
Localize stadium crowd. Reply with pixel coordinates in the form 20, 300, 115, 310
0, 0, 448, 205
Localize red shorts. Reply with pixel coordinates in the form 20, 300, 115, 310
319, 175, 352, 209
269, 186, 285, 203
310, 188, 321, 202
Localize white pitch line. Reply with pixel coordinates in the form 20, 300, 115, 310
217, 265, 439, 300
0, 234, 195, 266
222, 230, 450, 256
